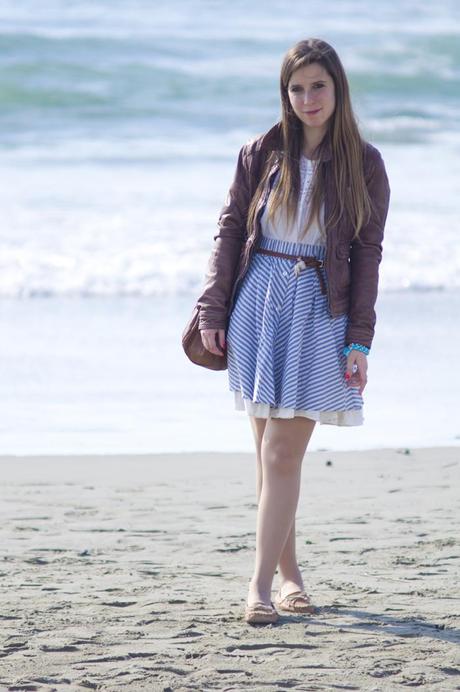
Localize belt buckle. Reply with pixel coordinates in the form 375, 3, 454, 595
293, 257, 307, 276
294, 255, 324, 276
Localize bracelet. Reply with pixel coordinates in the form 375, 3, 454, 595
342, 342, 370, 357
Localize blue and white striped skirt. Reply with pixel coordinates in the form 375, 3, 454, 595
226, 234, 364, 426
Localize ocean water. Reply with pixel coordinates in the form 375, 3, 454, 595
1, 1, 459, 453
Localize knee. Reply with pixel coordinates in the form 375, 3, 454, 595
262, 438, 301, 475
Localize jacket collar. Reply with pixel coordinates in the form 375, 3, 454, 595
257, 121, 332, 162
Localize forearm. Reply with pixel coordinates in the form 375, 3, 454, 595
197, 235, 243, 330
345, 251, 381, 349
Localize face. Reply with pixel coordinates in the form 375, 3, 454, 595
287, 62, 335, 134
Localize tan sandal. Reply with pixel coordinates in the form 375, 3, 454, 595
244, 600, 279, 624
273, 589, 315, 614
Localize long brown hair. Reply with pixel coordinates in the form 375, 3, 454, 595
246, 38, 373, 241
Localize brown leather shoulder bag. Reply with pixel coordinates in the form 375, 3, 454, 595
181, 304, 228, 370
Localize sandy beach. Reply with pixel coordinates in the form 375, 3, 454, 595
0, 446, 458, 690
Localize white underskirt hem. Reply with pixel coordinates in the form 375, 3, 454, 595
233, 390, 363, 426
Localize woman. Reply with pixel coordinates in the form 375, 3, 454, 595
197, 38, 391, 624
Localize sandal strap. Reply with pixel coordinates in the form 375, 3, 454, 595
279, 590, 312, 605
246, 601, 276, 612
287, 590, 310, 600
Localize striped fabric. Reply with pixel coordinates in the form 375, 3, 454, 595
226, 233, 364, 426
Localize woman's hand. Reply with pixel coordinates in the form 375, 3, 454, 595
345, 350, 368, 395
201, 329, 226, 357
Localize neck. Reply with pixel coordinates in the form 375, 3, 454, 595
302, 127, 327, 159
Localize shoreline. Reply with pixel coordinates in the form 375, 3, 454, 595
0, 441, 459, 464
1, 442, 458, 458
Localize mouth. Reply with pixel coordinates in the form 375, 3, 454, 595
304, 108, 321, 115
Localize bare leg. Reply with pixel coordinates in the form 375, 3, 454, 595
251, 417, 299, 583
250, 416, 312, 596
247, 415, 316, 606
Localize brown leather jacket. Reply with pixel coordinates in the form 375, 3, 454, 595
196, 121, 391, 349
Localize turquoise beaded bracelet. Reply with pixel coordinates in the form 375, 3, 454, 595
343, 342, 370, 356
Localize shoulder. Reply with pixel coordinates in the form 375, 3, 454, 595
362, 140, 386, 169
360, 141, 391, 207
361, 140, 389, 186
230, 123, 281, 186
239, 122, 282, 162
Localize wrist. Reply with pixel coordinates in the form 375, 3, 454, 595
343, 342, 370, 357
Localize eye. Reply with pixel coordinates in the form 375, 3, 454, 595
314, 84, 325, 89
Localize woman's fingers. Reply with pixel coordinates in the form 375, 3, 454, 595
200, 328, 226, 356
216, 329, 226, 352
356, 369, 367, 394
345, 352, 368, 394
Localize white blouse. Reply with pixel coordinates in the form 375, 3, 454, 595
260, 155, 327, 246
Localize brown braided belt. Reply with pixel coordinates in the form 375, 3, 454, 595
255, 247, 327, 295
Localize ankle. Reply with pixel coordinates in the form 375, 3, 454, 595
278, 566, 303, 585
247, 577, 272, 605
278, 575, 304, 597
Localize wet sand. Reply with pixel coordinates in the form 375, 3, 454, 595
0, 446, 459, 690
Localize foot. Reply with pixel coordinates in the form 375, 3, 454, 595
244, 578, 278, 624
246, 578, 272, 608
275, 578, 315, 613
244, 601, 278, 624
277, 578, 305, 601
274, 588, 315, 614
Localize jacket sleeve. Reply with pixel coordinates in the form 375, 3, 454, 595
345, 149, 391, 350
196, 143, 252, 331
